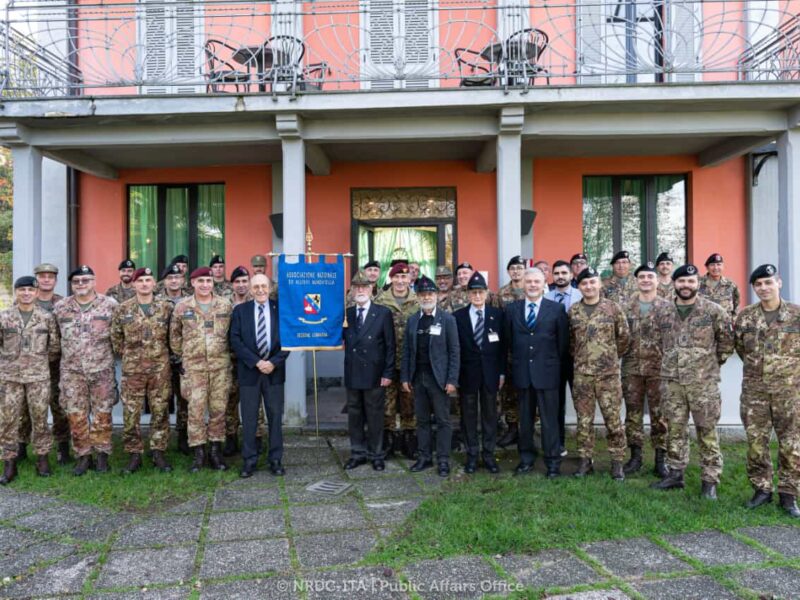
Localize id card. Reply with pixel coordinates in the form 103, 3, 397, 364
488, 331, 499, 343
429, 324, 442, 336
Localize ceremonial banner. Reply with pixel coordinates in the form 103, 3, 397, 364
278, 254, 345, 350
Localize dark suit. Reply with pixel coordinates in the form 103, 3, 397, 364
505, 297, 569, 470
454, 304, 505, 460
230, 299, 290, 468
401, 309, 460, 462
343, 302, 395, 460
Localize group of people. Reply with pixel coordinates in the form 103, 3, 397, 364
0, 249, 797, 519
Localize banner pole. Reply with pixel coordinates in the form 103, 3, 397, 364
312, 349, 320, 441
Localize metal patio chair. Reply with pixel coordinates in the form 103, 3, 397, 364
204, 39, 251, 93
455, 47, 500, 87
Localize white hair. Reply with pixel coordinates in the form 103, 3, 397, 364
523, 267, 545, 279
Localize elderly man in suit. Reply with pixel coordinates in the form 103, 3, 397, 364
506, 267, 569, 478
453, 272, 505, 474
343, 270, 396, 471
230, 274, 290, 478
401, 275, 460, 476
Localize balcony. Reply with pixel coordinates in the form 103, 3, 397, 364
1, 0, 799, 100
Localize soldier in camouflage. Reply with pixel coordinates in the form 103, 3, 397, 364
699, 253, 741, 317
734, 264, 800, 518
170, 266, 232, 472
650, 264, 734, 500
210, 255, 234, 299
374, 262, 419, 458
250, 254, 267, 275
620, 263, 670, 477
569, 253, 589, 289
0, 277, 60, 484
435, 265, 455, 311
111, 268, 173, 474
105, 259, 137, 304
602, 250, 639, 306
655, 252, 675, 299
569, 267, 630, 480
54, 265, 118, 476
446, 262, 477, 313
346, 260, 381, 308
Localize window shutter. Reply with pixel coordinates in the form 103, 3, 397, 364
668, 0, 699, 82
142, 0, 168, 94
577, 0, 606, 84
403, 0, 435, 88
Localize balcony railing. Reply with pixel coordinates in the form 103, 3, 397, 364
2, 0, 799, 100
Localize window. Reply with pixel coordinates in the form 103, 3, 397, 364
128, 183, 225, 273
582, 175, 686, 276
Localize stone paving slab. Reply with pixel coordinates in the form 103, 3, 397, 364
0, 540, 77, 577
633, 575, 739, 599
663, 530, 766, 566
352, 475, 425, 499
0, 492, 57, 521
344, 461, 408, 479
294, 529, 378, 568
365, 499, 421, 526
283, 446, 340, 465
200, 538, 291, 578
96, 546, 196, 588
497, 550, 603, 590
113, 514, 203, 548
207, 508, 286, 542
69, 513, 135, 543
304, 566, 409, 600
285, 483, 356, 505
15, 503, 108, 535
200, 577, 298, 600
732, 566, 800, 599
163, 494, 209, 514
402, 556, 511, 600
285, 436, 340, 448
545, 590, 631, 600
413, 472, 449, 491
581, 538, 689, 578
289, 499, 368, 533
0, 526, 46, 554
738, 525, 800, 558
212, 487, 282, 511
88, 588, 190, 600
282, 464, 346, 484
0, 553, 98, 598
226, 469, 284, 488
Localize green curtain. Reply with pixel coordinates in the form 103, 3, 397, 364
128, 185, 158, 271
197, 184, 225, 265
582, 177, 613, 276
372, 227, 437, 287
165, 188, 189, 265
655, 175, 687, 265
620, 178, 644, 266
358, 226, 370, 270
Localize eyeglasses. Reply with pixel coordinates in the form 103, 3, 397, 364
71, 278, 94, 285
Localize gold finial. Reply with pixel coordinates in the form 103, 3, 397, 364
305, 226, 314, 254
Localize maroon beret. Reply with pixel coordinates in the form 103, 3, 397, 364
131, 267, 154, 282
190, 266, 212, 280
388, 262, 409, 278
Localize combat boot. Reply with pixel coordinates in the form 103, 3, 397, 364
497, 422, 518, 448
573, 458, 594, 477
746, 489, 772, 509
623, 446, 642, 474
152, 450, 173, 473
611, 460, 625, 481
0, 459, 17, 485
95, 452, 110, 473
36, 454, 51, 477
177, 429, 190, 455
701, 481, 718, 500
650, 468, 685, 490
209, 442, 228, 471
223, 434, 238, 457
73, 454, 93, 476
16, 443, 27, 462
189, 445, 205, 473
653, 448, 668, 478
56, 441, 72, 465
122, 453, 142, 474
779, 493, 800, 518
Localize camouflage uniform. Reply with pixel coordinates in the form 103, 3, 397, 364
569, 299, 630, 461
735, 301, 800, 496
602, 275, 639, 307
160, 291, 191, 438
105, 283, 137, 304
54, 295, 118, 457
374, 288, 419, 431
447, 286, 471, 313
698, 275, 741, 318
657, 281, 674, 300
650, 297, 734, 484
492, 283, 527, 427
0, 306, 60, 460
169, 295, 232, 448
213, 280, 234, 300
111, 298, 173, 453
621, 295, 670, 450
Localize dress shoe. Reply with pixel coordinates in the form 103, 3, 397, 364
36, 454, 51, 477
240, 462, 257, 478
438, 462, 450, 477
623, 446, 642, 474
746, 489, 772, 509
122, 453, 142, 474
56, 441, 72, 465
779, 493, 800, 518
484, 457, 500, 474
223, 434, 238, 457
189, 445, 205, 473
16, 443, 27, 462
650, 468, 685, 490
653, 448, 668, 478
95, 452, 110, 473
344, 457, 367, 470
73, 454, 93, 476
573, 458, 594, 477
269, 461, 286, 476
152, 450, 173, 472
497, 422, 518, 448
513, 462, 535, 476
372, 459, 385, 471
409, 458, 433, 472
464, 457, 477, 474
177, 429, 190, 455
0, 459, 17, 485
701, 481, 718, 500
611, 460, 625, 482
402, 430, 418, 459
209, 442, 228, 471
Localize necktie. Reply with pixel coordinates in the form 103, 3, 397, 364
556, 292, 565, 304
474, 309, 484, 348
527, 303, 537, 330
357, 306, 365, 330
256, 303, 269, 358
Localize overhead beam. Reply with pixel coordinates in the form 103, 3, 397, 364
475, 140, 496, 172
788, 103, 800, 129
304, 143, 330, 175
698, 135, 778, 167
42, 149, 118, 179
302, 116, 497, 142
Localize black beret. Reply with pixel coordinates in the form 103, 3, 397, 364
672, 264, 699, 280
14, 275, 37, 289
750, 264, 778, 285
161, 263, 183, 280
415, 275, 437, 293
230, 266, 250, 282
68, 265, 95, 281
118, 259, 135, 270
209, 255, 224, 267
570, 253, 588, 264
634, 262, 657, 277
363, 260, 380, 270
171, 254, 189, 264
455, 262, 474, 272
576, 267, 599, 284
506, 255, 525, 269
467, 272, 488, 290
610, 250, 630, 264
655, 252, 674, 265
705, 253, 723, 266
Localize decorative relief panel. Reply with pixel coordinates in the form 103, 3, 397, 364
352, 188, 456, 220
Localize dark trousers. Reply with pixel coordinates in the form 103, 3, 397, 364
346, 387, 386, 461
460, 385, 497, 460
240, 375, 284, 467
558, 361, 575, 447
518, 386, 561, 471
413, 367, 452, 463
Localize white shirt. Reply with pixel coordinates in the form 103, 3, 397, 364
525, 298, 541, 320
469, 304, 486, 331
254, 300, 270, 352
420, 306, 437, 319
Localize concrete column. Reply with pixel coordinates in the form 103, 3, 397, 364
11, 145, 43, 280
277, 115, 307, 427
41, 158, 69, 297
520, 158, 534, 259
496, 107, 524, 285
777, 128, 800, 301
271, 163, 284, 255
